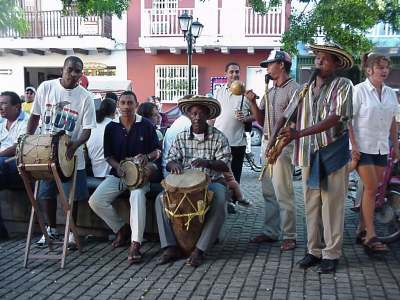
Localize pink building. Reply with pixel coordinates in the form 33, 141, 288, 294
128, 0, 291, 110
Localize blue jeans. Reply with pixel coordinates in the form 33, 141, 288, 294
37, 170, 89, 202
0, 157, 21, 189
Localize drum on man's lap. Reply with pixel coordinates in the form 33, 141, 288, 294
162, 170, 213, 256
119, 158, 158, 190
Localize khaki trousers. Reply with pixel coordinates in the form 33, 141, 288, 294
88, 175, 150, 243
302, 165, 347, 259
261, 139, 296, 240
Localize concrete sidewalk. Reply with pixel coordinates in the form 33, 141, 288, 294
1, 167, 400, 299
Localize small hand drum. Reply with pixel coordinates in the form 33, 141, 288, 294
162, 169, 213, 256
16, 133, 75, 182
119, 159, 157, 190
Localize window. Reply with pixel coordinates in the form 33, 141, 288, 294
151, 0, 178, 35
155, 65, 198, 102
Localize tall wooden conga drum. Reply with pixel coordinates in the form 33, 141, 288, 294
162, 170, 213, 256
16, 132, 75, 182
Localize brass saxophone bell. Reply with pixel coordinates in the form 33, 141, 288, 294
229, 80, 246, 96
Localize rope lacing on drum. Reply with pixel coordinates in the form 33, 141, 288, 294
163, 189, 210, 231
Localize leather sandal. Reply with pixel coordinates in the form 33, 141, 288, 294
128, 241, 142, 264
280, 239, 296, 251
250, 234, 278, 244
363, 236, 389, 253
186, 250, 204, 267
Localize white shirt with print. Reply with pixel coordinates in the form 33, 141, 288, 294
32, 79, 96, 170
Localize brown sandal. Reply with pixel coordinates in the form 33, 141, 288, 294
280, 239, 296, 251
128, 242, 142, 264
363, 237, 389, 253
186, 250, 203, 267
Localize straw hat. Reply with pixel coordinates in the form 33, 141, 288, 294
178, 95, 221, 120
309, 43, 354, 70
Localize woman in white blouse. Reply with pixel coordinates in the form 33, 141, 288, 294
86, 98, 116, 178
350, 53, 399, 253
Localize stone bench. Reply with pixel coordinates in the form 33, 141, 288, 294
0, 179, 162, 241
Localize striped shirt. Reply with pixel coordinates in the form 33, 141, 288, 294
259, 78, 299, 138
283, 76, 353, 167
167, 125, 232, 181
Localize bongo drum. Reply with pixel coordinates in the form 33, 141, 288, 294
16, 132, 75, 182
162, 170, 214, 256
119, 159, 157, 190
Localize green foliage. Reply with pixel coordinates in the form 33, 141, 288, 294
0, 0, 28, 33
248, 0, 400, 57
1, 0, 132, 33
61, 0, 131, 18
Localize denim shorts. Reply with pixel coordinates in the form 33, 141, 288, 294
358, 152, 388, 167
37, 169, 89, 202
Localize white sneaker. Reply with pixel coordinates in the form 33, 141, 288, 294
36, 226, 59, 247
68, 232, 78, 250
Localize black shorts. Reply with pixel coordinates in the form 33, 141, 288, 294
358, 152, 388, 167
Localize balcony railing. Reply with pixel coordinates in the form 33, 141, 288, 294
245, 7, 283, 36
142, 6, 284, 38
0, 10, 112, 38
143, 8, 193, 37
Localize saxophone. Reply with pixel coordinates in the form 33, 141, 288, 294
258, 69, 320, 180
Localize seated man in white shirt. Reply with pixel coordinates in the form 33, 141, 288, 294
0, 91, 29, 239
0, 91, 29, 187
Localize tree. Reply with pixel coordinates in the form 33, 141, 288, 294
0, 0, 131, 33
61, 0, 131, 18
0, 0, 28, 33
248, 0, 400, 57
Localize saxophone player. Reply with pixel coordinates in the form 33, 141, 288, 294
262, 44, 354, 274
246, 51, 299, 251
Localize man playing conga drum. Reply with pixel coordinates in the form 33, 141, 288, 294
26, 56, 97, 249
89, 91, 161, 264
156, 95, 231, 267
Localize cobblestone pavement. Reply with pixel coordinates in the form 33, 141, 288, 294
1, 166, 400, 299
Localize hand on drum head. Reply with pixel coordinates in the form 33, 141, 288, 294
117, 165, 126, 177
65, 141, 78, 160
168, 162, 183, 174
191, 158, 209, 169
133, 154, 148, 166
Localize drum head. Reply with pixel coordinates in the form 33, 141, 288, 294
120, 160, 139, 187
57, 134, 75, 179
165, 169, 207, 190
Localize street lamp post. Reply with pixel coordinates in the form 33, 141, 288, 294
178, 11, 203, 95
